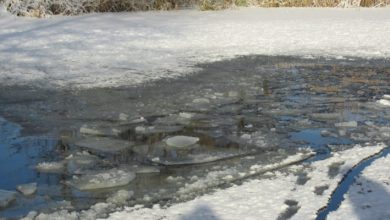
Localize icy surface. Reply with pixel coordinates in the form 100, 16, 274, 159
327, 154, 390, 220
0, 8, 390, 88
104, 144, 387, 220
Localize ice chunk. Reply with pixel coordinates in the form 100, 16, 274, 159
192, 98, 210, 104
131, 165, 160, 174
179, 112, 194, 119
335, 121, 357, 128
74, 137, 133, 154
228, 91, 239, 97
36, 161, 64, 173
67, 169, 135, 190
16, 183, 37, 196
106, 190, 134, 205
377, 99, 390, 106
66, 152, 99, 174
165, 136, 199, 149
383, 94, 390, 100
311, 113, 341, 120
79, 125, 124, 137
135, 125, 183, 135
0, 189, 16, 209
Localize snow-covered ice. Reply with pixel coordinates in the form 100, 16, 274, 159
327, 154, 390, 220
103, 144, 387, 220
1, 8, 390, 88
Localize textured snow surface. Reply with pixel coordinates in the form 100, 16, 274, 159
327, 154, 390, 220
102, 144, 386, 220
1, 8, 390, 88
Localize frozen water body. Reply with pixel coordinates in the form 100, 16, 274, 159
67, 168, 136, 190
1, 55, 389, 218
165, 136, 199, 149
16, 183, 37, 196
74, 137, 133, 154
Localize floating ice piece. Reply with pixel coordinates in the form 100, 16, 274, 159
131, 165, 160, 174
383, 94, 390, 100
335, 121, 357, 128
228, 91, 239, 97
74, 137, 133, 154
16, 183, 37, 196
66, 152, 99, 174
67, 169, 136, 190
119, 113, 129, 121
135, 125, 183, 135
165, 136, 199, 149
0, 190, 16, 208
311, 113, 341, 120
179, 112, 194, 119
106, 190, 134, 205
377, 99, 390, 106
79, 125, 124, 137
192, 98, 210, 104
154, 152, 249, 166
36, 161, 64, 173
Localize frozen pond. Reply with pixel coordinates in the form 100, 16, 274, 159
0, 55, 389, 219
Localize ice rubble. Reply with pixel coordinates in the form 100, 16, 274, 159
0, 9, 390, 88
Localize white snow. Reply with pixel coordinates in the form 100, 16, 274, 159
1, 8, 390, 88
103, 144, 387, 220
327, 154, 390, 220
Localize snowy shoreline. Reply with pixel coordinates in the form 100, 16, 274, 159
1, 8, 390, 88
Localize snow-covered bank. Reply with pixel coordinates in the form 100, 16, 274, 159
1, 8, 390, 88
85, 144, 385, 220
327, 154, 390, 220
